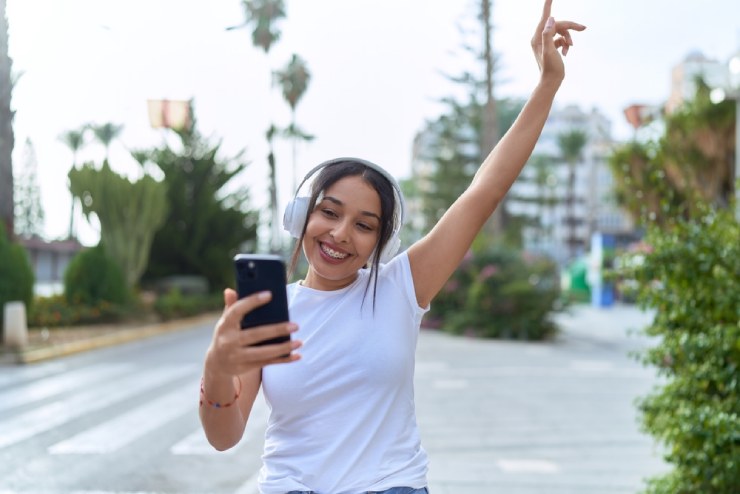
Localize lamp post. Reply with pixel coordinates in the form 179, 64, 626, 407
710, 52, 740, 219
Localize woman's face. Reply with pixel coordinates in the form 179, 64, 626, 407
302, 175, 382, 290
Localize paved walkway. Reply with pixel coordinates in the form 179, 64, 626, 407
0, 303, 669, 493
416, 303, 667, 494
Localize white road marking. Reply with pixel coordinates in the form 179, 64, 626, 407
569, 359, 615, 372
0, 365, 197, 449
0, 362, 68, 388
496, 459, 560, 474
170, 390, 269, 456
0, 364, 132, 412
433, 379, 470, 389
49, 383, 197, 454
233, 469, 261, 494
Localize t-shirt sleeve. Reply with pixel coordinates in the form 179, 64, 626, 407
382, 250, 430, 316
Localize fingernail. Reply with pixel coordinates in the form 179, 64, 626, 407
291, 340, 302, 349
545, 17, 554, 29
257, 291, 271, 300
287, 323, 299, 332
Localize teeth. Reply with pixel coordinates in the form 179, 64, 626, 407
321, 243, 349, 259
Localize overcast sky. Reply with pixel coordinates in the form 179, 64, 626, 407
7, 0, 740, 245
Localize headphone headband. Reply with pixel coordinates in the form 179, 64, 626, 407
296, 157, 405, 223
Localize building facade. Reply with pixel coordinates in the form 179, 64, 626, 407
20, 236, 84, 296
507, 104, 634, 265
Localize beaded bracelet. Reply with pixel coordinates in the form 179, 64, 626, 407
200, 376, 242, 409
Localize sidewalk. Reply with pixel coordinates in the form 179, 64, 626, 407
0, 312, 219, 365
1, 303, 667, 493
416, 303, 666, 494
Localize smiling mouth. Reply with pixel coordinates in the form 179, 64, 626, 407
320, 242, 350, 260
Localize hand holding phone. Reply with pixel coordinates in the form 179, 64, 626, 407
234, 254, 291, 347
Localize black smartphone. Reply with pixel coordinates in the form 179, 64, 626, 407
234, 254, 291, 346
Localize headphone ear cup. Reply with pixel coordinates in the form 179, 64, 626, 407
379, 233, 401, 264
283, 196, 310, 238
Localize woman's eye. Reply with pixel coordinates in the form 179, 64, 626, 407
321, 209, 338, 218
357, 223, 374, 232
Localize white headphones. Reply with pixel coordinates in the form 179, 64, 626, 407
283, 157, 405, 264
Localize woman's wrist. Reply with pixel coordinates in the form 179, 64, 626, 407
536, 73, 563, 93
200, 375, 242, 409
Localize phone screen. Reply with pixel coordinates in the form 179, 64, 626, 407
234, 254, 291, 346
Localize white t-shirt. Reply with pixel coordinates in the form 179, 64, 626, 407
258, 251, 430, 494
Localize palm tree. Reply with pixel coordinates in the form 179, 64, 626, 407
231, 0, 286, 253
529, 154, 556, 247
557, 129, 588, 260
59, 127, 87, 239
232, 0, 286, 53
480, 0, 503, 236
0, 0, 15, 237
274, 53, 312, 192
88, 122, 124, 163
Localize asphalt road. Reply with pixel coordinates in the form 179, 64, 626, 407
0, 304, 667, 494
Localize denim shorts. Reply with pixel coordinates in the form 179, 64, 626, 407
287, 488, 428, 494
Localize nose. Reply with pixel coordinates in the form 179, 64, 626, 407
330, 219, 352, 244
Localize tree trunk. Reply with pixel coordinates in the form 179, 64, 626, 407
480, 0, 504, 236
0, 0, 15, 238
267, 149, 281, 254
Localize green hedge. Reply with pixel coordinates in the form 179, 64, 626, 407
429, 247, 561, 340
0, 225, 35, 330
153, 288, 222, 321
28, 295, 125, 328
626, 208, 739, 493
64, 244, 130, 306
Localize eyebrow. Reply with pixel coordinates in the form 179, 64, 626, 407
322, 196, 381, 222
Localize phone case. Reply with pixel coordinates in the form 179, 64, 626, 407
234, 254, 291, 346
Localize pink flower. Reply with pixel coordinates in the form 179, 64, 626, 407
479, 264, 499, 281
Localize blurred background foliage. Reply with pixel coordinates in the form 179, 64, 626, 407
618, 206, 739, 494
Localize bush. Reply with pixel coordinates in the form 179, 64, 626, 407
64, 244, 130, 306
0, 225, 35, 331
429, 247, 561, 340
154, 288, 222, 321
625, 207, 739, 493
28, 295, 125, 327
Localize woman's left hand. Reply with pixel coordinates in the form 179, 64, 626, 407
531, 0, 586, 84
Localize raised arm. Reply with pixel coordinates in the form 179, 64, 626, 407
408, 0, 585, 308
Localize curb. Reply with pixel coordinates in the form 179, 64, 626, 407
1, 312, 219, 365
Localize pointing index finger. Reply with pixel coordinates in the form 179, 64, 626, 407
539, 0, 553, 29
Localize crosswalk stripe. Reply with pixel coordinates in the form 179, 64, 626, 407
231, 392, 270, 494
0, 364, 197, 449
234, 470, 261, 494
48, 382, 197, 454
0, 491, 164, 494
170, 391, 269, 456
0, 364, 132, 412
0, 362, 68, 388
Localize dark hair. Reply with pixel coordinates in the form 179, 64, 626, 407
288, 159, 398, 306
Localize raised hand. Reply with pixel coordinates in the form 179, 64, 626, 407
531, 0, 586, 83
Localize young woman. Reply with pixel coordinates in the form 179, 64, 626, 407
200, 2, 585, 493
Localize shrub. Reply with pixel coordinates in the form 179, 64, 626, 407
64, 244, 130, 306
625, 207, 739, 493
28, 295, 125, 327
429, 247, 561, 340
0, 225, 35, 331
153, 288, 222, 321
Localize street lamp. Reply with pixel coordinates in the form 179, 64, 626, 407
710, 51, 740, 219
